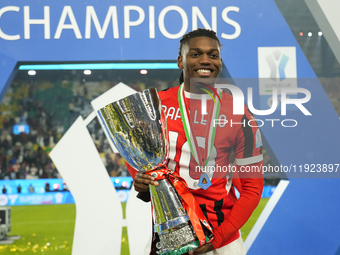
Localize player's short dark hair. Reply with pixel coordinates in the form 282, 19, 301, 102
178, 28, 221, 84
178, 28, 221, 56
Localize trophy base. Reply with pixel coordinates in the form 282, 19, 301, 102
157, 232, 211, 255
156, 222, 211, 255
159, 240, 199, 255
150, 177, 212, 255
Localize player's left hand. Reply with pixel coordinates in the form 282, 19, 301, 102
188, 242, 214, 254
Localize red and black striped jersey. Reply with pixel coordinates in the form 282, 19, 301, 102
127, 85, 264, 249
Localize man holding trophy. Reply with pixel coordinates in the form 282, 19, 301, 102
99, 28, 263, 255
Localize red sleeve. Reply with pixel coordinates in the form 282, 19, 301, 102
212, 161, 264, 248
125, 162, 138, 180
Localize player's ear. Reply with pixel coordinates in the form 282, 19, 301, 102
177, 55, 184, 70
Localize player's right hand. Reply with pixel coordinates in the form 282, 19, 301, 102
133, 172, 159, 192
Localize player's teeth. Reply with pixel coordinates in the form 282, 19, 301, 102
197, 69, 211, 73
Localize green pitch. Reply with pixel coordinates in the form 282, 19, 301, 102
1, 204, 76, 254
2, 198, 268, 254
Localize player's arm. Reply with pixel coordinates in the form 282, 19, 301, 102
212, 162, 263, 248
212, 110, 264, 249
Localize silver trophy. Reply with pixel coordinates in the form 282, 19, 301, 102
98, 88, 207, 255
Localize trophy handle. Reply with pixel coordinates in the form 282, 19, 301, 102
148, 87, 160, 109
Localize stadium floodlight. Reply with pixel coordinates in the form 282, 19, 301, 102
318, 31, 322, 36
28, 70, 36, 75
308, 32, 312, 37
84, 70, 91, 75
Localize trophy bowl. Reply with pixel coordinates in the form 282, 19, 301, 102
97, 88, 212, 255
97, 88, 168, 172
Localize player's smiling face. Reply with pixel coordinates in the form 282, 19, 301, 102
177, 36, 222, 88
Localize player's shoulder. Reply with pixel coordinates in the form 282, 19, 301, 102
221, 90, 233, 102
220, 90, 255, 118
220, 90, 238, 110
158, 85, 180, 101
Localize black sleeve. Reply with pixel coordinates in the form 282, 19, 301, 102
137, 191, 151, 202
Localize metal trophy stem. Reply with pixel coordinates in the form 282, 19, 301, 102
150, 176, 196, 253
97, 88, 204, 255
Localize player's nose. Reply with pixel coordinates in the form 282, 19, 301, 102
199, 53, 211, 64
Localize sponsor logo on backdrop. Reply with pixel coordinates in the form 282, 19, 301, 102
117, 190, 128, 202
258, 47, 297, 96
0, 194, 8, 206
266, 50, 289, 82
55, 193, 64, 203
256, 46, 310, 118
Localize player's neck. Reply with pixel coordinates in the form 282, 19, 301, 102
183, 82, 203, 94
184, 90, 213, 99
183, 79, 216, 94
183, 81, 190, 92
